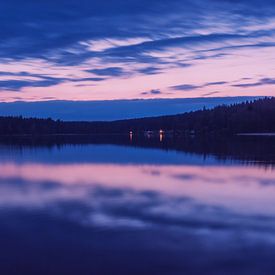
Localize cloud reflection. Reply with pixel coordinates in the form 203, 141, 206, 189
1, 144, 275, 274
0, 162, 275, 235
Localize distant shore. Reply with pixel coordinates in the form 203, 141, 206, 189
237, 133, 275, 137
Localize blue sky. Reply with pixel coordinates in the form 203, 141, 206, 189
0, 97, 257, 121
0, 0, 274, 119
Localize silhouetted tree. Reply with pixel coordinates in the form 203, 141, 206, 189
0, 97, 274, 136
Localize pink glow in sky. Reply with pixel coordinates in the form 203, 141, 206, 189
1, 0, 275, 103
0, 45, 274, 102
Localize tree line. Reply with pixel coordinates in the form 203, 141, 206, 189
0, 97, 274, 136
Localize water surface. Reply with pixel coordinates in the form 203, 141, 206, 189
1, 139, 275, 275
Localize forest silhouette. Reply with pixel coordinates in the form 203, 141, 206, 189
0, 97, 274, 136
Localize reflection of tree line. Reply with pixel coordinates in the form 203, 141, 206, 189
0, 134, 275, 167
130, 136, 275, 167
0, 97, 275, 136
0, 97, 275, 166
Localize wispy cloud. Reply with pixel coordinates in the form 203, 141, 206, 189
141, 89, 162, 95
0, 0, 275, 100
86, 67, 127, 77
232, 78, 275, 88
0, 71, 105, 91
171, 81, 228, 92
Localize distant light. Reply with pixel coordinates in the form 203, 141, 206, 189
159, 129, 164, 142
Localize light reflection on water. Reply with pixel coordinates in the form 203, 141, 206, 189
1, 143, 275, 275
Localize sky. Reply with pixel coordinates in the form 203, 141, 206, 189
0, 0, 275, 119
0, 97, 257, 120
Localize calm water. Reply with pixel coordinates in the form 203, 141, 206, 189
1, 138, 275, 275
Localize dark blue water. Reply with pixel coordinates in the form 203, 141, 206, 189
1, 142, 275, 275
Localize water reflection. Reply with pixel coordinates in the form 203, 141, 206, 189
1, 142, 275, 274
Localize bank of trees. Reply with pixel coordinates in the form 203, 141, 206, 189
0, 97, 274, 136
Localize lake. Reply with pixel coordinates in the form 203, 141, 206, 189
1, 136, 275, 275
